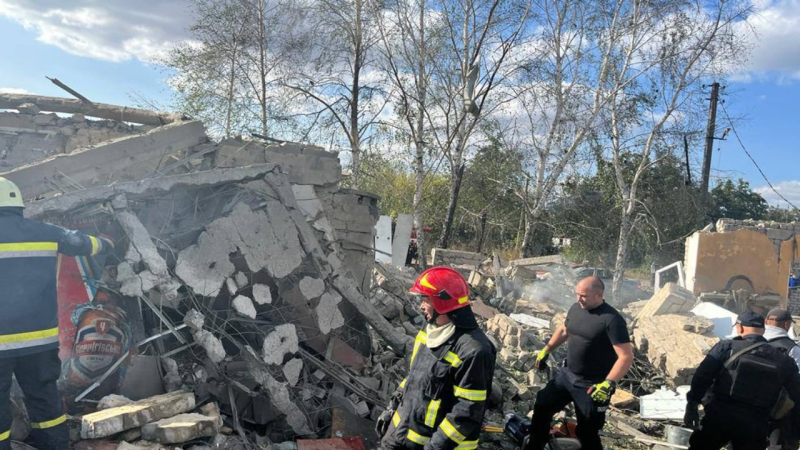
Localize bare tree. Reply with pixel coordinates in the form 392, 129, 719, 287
282, 0, 388, 188
167, 0, 305, 139
376, 0, 445, 266
429, 0, 531, 248
606, 0, 751, 300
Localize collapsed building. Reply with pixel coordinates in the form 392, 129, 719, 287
1, 94, 411, 449
4, 92, 799, 449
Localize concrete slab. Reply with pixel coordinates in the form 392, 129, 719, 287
375, 216, 392, 264
141, 413, 221, 444
80, 391, 196, 439
3, 120, 206, 200
391, 214, 413, 267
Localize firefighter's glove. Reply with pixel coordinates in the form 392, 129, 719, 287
534, 347, 550, 371
375, 408, 394, 438
375, 393, 402, 438
684, 401, 700, 429
587, 379, 616, 404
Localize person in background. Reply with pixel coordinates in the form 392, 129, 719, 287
685, 311, 800, 450
765, 309, 800, 450
0, 177, 114, 450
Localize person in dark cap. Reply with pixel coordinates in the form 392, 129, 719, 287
685, 311, 800, 450
765, 309, 800, 450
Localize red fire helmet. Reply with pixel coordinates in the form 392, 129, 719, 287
410, 266, 470, 314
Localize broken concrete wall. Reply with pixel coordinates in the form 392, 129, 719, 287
430, 248, 485, 267
685, 225, 799, 306
0, 111, 150, 170
633, 314, 719, 385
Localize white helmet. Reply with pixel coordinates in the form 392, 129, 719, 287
0, 177, 24, 208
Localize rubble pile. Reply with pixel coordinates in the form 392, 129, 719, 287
1, 95, 410, 449
3, 94, 773, 450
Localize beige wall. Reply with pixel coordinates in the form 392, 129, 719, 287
685, 229, 799, 305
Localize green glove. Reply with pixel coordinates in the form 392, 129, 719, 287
534, 347, 550, 371
587, 379, 616, 404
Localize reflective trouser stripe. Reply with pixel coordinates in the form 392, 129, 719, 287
0, 328, 59, 351
440, 418, 467, 443
453, 386, 487, 401
0, 430, 9, 441
407, 429, 431, 445
0, 242, 58, 259
399, 378, 407, 389
392, 411, 401, 427
30, 414, 66, 430
424, 399, 441, 427
455, 440, 479, 449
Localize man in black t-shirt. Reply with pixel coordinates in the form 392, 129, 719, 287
524, 276, 633, 450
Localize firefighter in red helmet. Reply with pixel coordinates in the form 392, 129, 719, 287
377, 267, 496, 450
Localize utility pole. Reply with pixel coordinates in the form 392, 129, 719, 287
701, 82, 720, 193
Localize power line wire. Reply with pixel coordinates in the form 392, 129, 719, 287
719, 101, 798, 210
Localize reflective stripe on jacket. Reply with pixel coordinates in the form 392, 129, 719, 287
383, 326, 496, 450
0, 209, 107, 357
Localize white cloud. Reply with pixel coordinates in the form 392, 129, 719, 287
755, 180, 800, 206
731, 0, 800, 80
0, 87, 29, 94
0, 0, 193, 62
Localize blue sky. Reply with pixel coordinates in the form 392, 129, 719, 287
0, 0, 798, 206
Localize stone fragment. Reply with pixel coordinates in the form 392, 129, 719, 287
262, 324, 299, 365
283, 358, 303, 386
232, 295, 257, 319
226, 278, 239, 295
97, 394, 133, 410
161, 357, 182, 392
316, 292, 345, 335
184, 309, 205, 331
119, 428, 142, 442
235, 272, 248, 288
194, 330, 226, 363
637, 283, 696, 319
252, 284, 272, 305
80, 391, 196, 439
17, 103, 40, 114
199, 403, 221, 420
141, 413, 221, 444
355, 401, 370, 418
299, 277, 326, 299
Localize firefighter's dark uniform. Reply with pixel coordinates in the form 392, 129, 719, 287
687, 334, 800, 450
380, 309, 495, 450
0, 208, 111, 450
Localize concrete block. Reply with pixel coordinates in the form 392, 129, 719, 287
216, 139, 341, 186
633, 314, 719, 385
252, 284, 273, 305
283, 358, 304, 386
193, 330, 226, 363
262, 324, 299, 365
80, 391, 196, 439
637, 283, 696, 319
232, 295, 257, 319
141, 413, 221, 444
430, 248, 485, 267
316, 292, 345, 335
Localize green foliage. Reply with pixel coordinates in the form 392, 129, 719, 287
709, 179, 768, 221
555, 154, 706, 267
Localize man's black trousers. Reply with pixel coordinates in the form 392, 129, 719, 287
526, 368, 606, 450
689, 403, 769, 450
0, 349, 68, 450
